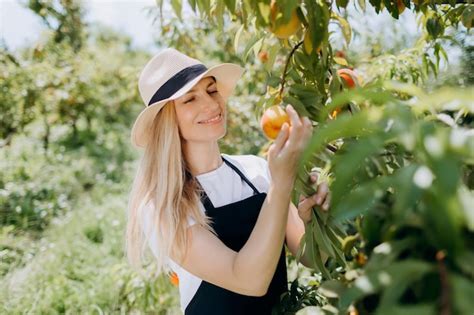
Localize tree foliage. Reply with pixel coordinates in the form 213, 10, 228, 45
158, 0, 474, 313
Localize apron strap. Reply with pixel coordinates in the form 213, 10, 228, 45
197, 155, 261, 209
221, 155, 260, 195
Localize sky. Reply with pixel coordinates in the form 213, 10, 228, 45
1, 0, 161, 51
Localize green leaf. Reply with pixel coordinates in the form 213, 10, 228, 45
252, 37, 265, 60
451, 273, 474, 315
242, 33, 264, 62
389, 164, 421, 221
223, 0, 236, 12
197, 0, 211, 14
295, 230, 306, 262
294, 50, 313, 71
454, 250, 474, 278
331, 12, 352, 46
375, 304, 436, 315
365, 239, 417, 270
263, 43, 280, 73
382, 81, 425, 98
368, 0, 382, 12
333, 56, 348, 66
325, 225, 347, 266
257, 2, 270, 24
462, 5, 474, 29
426, 17, 444, 39
331, 182, 381, 222
313, 215, 336, 258
331, 136, 386, 209
331, 165, 412, 221
315, 204, 330, 225
283, 95, 311, 117
300, 108, 382, 179
423, 191, 464, 256
339, 260, 434, 309
336, 0, 350, 9
171, 0, 182, 20
187, 0, 197, 12
320, 86, 396, 120
156, 0, 165, 16
215, 0, 225, 30
234, 24, 245, 53
361, 212, 384, 251
305, 0, 329, 53
318, 279, 346, 298
289, 83, 319, 97
306, 211, 332, 278
459, 185, 474, 231
342, 234, 359, 254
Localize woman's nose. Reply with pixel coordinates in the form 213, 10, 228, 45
197, 91, 220, 110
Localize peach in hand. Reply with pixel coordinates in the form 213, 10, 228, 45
260, 105, 291, 140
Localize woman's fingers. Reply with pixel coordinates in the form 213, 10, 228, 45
314, 181, 329, 205
309, 171, 319, 184
286, 104, 302, 127
299, 170, 331, 213
269, 121, 289, 155
299, 194, 306, 203
298, 193, 318, 213
322, 192, 331, 211
303, 116, 313, 140
285, 105, 304, 146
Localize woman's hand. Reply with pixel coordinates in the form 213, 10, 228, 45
297, 171, 331, 224
267, 104, 313, 191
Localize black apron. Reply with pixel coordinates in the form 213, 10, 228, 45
184, 155, 288, 315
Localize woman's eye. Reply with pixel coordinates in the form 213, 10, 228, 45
184, 90, 217, 103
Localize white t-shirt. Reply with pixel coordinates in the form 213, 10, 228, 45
141, 153, 272, 314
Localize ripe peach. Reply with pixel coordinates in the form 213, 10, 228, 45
260, 105, 291, 140
269, 0, 301, 39
258, 50, 269, 63
337, 68, 360, 89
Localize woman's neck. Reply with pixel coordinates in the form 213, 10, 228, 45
183, 142, 223, 177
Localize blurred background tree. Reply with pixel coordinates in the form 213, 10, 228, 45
155, 0, 473, 314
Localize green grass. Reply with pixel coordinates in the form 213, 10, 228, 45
1, 181, 181, 314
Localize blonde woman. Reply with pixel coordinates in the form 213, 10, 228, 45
126, 48, 331, 314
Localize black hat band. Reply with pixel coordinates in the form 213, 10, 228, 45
147, 63, 208, 106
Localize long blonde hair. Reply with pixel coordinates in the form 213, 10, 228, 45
125, 100, 217, 275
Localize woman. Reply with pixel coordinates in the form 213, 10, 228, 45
125, 48, 331, 314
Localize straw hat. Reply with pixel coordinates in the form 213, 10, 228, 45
131, 47, 245, 148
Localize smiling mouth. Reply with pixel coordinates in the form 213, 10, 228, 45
198, 112, 222, 124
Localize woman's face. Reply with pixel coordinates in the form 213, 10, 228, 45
173, 76, 227, 142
